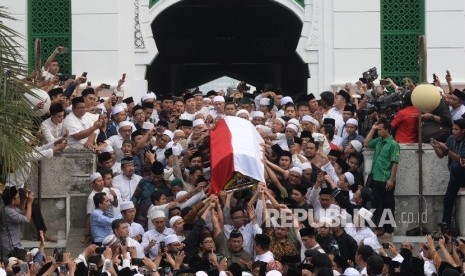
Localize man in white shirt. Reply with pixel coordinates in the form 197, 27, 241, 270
308, 182, 341, 221
86, 172, 119, 241
63, 97, 102, 148
86, 173, 117, 217
254, 234, 274, 262
109, 219, 145, 258
223, 206, 263, 256
320, 92, 345, 137
266, 118, 288, 150
40, 103, 66, 144
112, 157, 143, 201
141, 210, 175, 259
120, 201, 144, 243
41, 46, 63, 81
194, 92, 210, 115
153, 130, 173, 164
181, 93, 197, 121
449, 89, 465, 120
209, 96, 226, 120
98, 121, 134, 162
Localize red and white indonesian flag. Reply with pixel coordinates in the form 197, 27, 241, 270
210, 116, 265, 194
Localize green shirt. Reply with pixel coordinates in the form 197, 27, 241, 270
368, 135, 400, 182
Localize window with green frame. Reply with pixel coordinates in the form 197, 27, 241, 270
380, 0, 425, 86
28, 0, 72, 75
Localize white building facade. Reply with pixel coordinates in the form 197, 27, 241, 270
3, 0, 465, 99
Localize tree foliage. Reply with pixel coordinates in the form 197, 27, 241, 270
0, 6, 41, 183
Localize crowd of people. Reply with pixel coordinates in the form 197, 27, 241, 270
1, 46, 465, 276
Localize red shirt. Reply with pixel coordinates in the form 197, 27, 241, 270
391, 106, 419, 143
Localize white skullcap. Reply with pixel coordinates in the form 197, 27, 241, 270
343, 267, 361, 276
286, 124, 298, 133
120, 201, 135, 211
363, 237, 381, 253
289, 167, 303, 175
176, 191, 188, 199
118, 103, 128, 109
119, 121, 132, 129
103, 146, 114, 153
299, 162, 312, 170
163, 130, 174, 140
266, 270, 282, 276
213, 96, 225, 103
350, 140, 363, 153
346, 118, 358, 127
89, 172, 102, 183
111, 105, 124, 116
163, 234, 180, 245
252, 111, 265, 118
275, 118, 285, 126
169, 216, 182, 228
196, 272, 208, 276
344, 172, 355, 185
358, 207, 373, 221
141, 92, 156, 101
193, 119, 205, 128
287, 118, 300, 127
203, 97, 212, 102
236, 109, 250, 117
102, 234, 118, 246
173, 129, 185, 135
259, 98, 271, 105
280, 96, 293, 106
149, 210, 166, 220
142, 122, 154, 130
301, 115, 320, 128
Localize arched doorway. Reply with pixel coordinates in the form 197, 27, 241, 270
145, 0, 310, 95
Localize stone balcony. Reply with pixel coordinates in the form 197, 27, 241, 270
363, 144, 465, 235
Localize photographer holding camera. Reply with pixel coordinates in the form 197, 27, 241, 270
1, 186, 34, 258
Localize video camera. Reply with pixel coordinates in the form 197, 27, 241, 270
366, 93, 403, 119
359, 67, 378, 84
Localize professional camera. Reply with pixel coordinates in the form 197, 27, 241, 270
359, 67, 378, 84
366, 93, 403, 119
